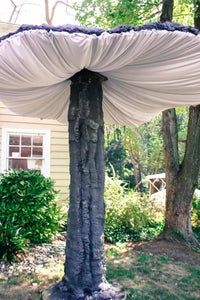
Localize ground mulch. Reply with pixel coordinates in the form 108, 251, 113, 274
0, 234, 65, 279
132, 239, 200, 266
1, 236, 200, 278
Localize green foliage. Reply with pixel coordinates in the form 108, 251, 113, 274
75, 0, 194, 29
0, 169, 60, 261
105, 125, 135, 187
105, 116, 165, 189
192, 196, 200, 228
75, 0, 193, 191
104, 175, 163, 243
104, 179, 200, 244
75, 0, 161, 28
126, 116, 164, 176
173, 0, 194, 25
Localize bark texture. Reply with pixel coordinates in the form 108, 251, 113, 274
160, 0, 174, 22
194, 0, 200, 29
49, 69, 125, 299
65, 69, 106, 296
160, 0, 200, 244
162, 108, 200, 243
133, 162, 143, 192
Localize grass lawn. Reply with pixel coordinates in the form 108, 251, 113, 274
0, 241, 200, 300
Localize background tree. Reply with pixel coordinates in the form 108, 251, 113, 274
75, 0, 194, 27
7, 0, 72, 25
44, 0, 72, 25
104, 117, 165, 191
75, 0, 161, 28
123, 119, 164, 191
75, 0, 200, 244
160, 0, 200, 245
105, 126, 135, 188
8, 0, 38, 23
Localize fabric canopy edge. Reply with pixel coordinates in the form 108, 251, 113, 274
0, 21, 199, 43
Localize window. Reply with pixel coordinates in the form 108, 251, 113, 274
1, 128, 50, 177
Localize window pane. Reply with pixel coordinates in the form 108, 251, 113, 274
21, 136, 31, 146
9, 146, 20, 157
27, 159, 42, 170
21, 147, 31, 157
32, 147, 43, 157
9, 159, 28, 169
33, 136, 43, 146
9, 135, 20, 145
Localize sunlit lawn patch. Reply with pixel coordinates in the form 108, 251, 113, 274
0, 243, 199, 300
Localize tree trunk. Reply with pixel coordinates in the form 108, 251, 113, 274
65, 69, 106, 296
161, 83, 200, 245
164, 173, 195, 242
133, 162, 143, 192
194, 0, 200, 29
160, 0, 174, 22
160, 1, 200, 245
48, 69, 125, 299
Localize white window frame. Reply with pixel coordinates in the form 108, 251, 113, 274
1, 128, 51, 177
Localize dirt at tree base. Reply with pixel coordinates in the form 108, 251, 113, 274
132, 239, 200, 266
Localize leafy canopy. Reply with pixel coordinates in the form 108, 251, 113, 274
75, 0, 194, 28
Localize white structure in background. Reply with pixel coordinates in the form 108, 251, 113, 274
146, 173, 166, 206
0, 21, 19, 35
146, 173, 166, 194
146, 173, 200, 206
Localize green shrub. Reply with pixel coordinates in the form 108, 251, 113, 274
192, 196, 200, 241
104, 175, 163, 243
0, 169, 60, 261
192, 196, 200, 227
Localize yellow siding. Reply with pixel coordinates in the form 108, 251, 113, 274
0, 102, 69, 203
0, 22, 20, 36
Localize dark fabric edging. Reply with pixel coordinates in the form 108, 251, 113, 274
0, 21, 199, 43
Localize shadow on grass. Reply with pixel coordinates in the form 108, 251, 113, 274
106, 244, 200, 300
0, 244, 199, 300
0, 273, 41, 300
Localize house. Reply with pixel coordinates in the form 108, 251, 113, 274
0, 21, 19, 36
0, 22, 70, 205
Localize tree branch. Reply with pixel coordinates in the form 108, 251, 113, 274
44, 0, 51, 25
9, 0, 38, 23
49, 0, 73, 25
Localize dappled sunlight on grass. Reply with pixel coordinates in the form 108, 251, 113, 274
0, 259, 64, 299
0, 243, 199, 299
0, 274, 41, 300
34, 262, 64, 285
106, 244, 200, 300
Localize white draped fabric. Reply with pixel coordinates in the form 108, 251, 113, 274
1, 29, 200, 125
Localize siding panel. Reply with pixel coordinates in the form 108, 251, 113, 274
0, 102, 69, 202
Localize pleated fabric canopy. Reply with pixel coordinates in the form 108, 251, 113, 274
0, 22, 200, 126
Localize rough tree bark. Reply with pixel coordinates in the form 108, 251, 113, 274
133, 161, 143, 192
160, 0, 174, 22
160, 0, 200, 244
48, 69, 125, 299
194, 0, 200, 29
162, 108, 200, 243
64, 69, 106, 296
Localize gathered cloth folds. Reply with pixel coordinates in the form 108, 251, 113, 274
1, 25, 200, 125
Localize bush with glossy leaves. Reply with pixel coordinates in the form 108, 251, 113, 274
0, 169, 60, 261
